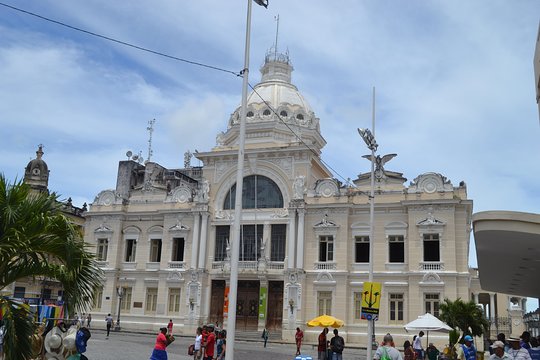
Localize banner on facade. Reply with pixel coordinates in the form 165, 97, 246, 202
223, 286, 229, 318
361, 281, 382, 320
258, 286, 267, 320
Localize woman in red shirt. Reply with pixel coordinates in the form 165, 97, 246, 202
296, 327, 304, 355
150, 327, 170, 360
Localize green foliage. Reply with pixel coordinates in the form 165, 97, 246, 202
439, 298, 489, 339
0, 174, 104, 359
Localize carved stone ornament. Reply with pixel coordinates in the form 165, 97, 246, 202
314, 271, 336, 285
408, 172, 453, 194
215, 210, 234, 220
169, 215, 190, 231
420, 272, 443, 285
271, 208, 289, 218
95, 190, 116, 206
167, 271, 183, 282
293, 175, 306, 200
314, 213, 338, 228
417, 207, 446, 226
315, 179, 339, 198
170, 186, 192, 203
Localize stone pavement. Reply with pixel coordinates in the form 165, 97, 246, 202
85, 329, 368, 360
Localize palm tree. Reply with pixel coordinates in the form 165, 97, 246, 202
0, 174, 103, 359
439, 297, 489, 338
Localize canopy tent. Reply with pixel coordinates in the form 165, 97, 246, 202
307, 314, 344, 328
404, 313, 453, 345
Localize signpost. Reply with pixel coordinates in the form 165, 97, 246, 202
361, 281, 381, 320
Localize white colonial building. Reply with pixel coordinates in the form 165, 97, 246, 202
84, 50, 526, 347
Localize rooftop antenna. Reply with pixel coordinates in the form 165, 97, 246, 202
146, 119, 155, 164
274, 14, 279, 59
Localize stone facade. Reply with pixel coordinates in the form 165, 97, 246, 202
82, 51, 525, 348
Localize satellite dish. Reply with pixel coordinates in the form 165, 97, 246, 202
138, 157, 144, 164
132, 155, 138, 161
126, 150, 133, 158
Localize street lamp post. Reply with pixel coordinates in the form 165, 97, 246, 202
225, 1, 267, 360
115, 286, 124, 331
358, 87, 378, 360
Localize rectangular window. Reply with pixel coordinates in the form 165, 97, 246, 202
125, 239, 137, 262
389, 235, 405, 263
318, 291, 332, 316
355, 236, 370, 263
214, 226, 230, 261
120, 287, 132, 311
270, 224, 286, 261
97, 238, 108, 261
171, 237, 185, 261
389, 293, 404, 323
425, 293, 440, 317
168, 288, 181, 314
149, 239, 162, 262
423, 234, 440, 261
93, 288, 103, 310
42, 288, 52, 300
354, 292, 363, 319
319, 236, 334, 262
14, 286, 26, 298
145, 288, 158, 313
240, 224, 263, 261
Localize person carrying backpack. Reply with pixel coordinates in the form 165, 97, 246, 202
374, 333, 403, 360
330, 329, 345, 360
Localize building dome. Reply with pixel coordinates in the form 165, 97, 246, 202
227, 51, 317, 129
24, 144, 49, 192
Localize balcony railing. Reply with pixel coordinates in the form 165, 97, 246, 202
122, 262, 136, 270
168, 261, 185, 269
314, 261, 337, 270
267, 261, 284, 270
419, 262, 444, 271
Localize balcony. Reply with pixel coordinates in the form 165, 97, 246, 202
314, 261, 337, 270
146, 262, 161, 270
419, 262, 444, 271
122, 262, 136, 270
168, 261, 185, 269
267, 261, 284, 270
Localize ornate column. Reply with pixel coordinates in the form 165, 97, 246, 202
490, 293, 496, 320
296, 209, 305, 269
287, 209, 297, 269
191, 212, 200, 269
473, 292, 478, 304
198, 212, 209, 269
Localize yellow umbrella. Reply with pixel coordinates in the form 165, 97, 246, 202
306, 314, 344, 328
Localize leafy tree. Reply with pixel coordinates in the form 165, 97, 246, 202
0, 174, 103, 359
439, 297, 489, 339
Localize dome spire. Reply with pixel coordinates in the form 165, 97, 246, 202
36, 143, 44, 159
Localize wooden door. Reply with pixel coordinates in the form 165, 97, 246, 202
209, 280, 225, 327
266, 281, 283, 330
236, 281, 260, 331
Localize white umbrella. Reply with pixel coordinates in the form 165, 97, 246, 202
404, 313, 453, 345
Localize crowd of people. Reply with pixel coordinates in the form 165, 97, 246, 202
191, 323, 226, 360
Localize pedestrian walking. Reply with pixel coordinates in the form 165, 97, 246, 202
149, 327, 173, 360
457, 335, 477, 360
489, 341, 512, 360
86, 313, 92, 328
404, 340, 415, 360
204, 324, 216, 360
508, 337, 532, 360
262, 328, 269, 348
374, 333, 403, 360
167, 319, 173, 335
194, 327, 203, 360
413, 331, 425, 360
329, 329, 345, 360
318, 328, 329, 360
216, 330, 226, 360
105, 313, 114, 338
295, 327, 304, 355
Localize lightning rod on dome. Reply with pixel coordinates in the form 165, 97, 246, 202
273, 14, 279, 60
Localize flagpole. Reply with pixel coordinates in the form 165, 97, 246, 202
225, 1, 254, 359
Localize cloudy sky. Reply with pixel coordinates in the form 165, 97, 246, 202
1, 1, 539, 300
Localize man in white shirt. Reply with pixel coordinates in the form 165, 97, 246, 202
374, 334, 403, 360
507, 337, 532, 360
413, 331, 425, 360
489, 341, 512, 360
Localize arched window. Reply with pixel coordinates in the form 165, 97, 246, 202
263, 109, 271, 116
280, 110, 288, 117
247, 111, 254, 117
223, 175, 283, 209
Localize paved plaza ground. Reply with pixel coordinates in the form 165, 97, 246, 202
85, 329, 368, 360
